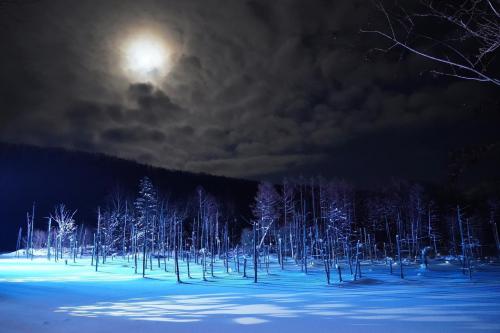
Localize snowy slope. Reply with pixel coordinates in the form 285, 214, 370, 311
1, 253, 499, 333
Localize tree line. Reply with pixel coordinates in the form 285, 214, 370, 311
16, 176, 500, 283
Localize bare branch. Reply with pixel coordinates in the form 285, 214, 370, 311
486, 0, 500, 17
362, 0, 500, 87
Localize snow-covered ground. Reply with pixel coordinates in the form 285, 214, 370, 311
1, 253, 499, 332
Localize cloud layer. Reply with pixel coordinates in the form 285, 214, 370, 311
1, 0, 498, 184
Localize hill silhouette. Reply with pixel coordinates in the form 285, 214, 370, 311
0, 142, 257, 252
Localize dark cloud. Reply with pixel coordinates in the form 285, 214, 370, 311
127, 83, 185, 124
101, 126, 166, 144
1, 0, 498, 185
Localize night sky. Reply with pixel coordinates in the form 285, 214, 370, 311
1, 0, 499, 186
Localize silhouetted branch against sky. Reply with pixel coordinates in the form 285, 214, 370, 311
361, 0, 500, 86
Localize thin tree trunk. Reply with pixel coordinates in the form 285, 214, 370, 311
253, 221, 258, 283
396, 234, 403, 279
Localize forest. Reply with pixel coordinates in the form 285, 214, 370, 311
15, 174, 500, 284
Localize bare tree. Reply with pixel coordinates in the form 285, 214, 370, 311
253, 182, 281, 248
46, 217, 52, 260
15, 227, 22, 257
488, 198, 500, 259
134, 176, 158, 277
50, 204, 77, 258
281, 178, 295, 267
25, 203, 35, 259
251, 182, 280, 282
362, 0, 500, 86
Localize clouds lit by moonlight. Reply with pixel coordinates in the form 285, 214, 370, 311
122, 33, 171, 82
0, 0, 498, 183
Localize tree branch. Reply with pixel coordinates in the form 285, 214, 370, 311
361, 0, 500, 87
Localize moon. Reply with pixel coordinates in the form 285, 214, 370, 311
122, 33, 170, 82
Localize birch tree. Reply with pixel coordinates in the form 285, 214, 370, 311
50, 204, 77, 258
252, 181, 280, 282
134, 176, 158, 277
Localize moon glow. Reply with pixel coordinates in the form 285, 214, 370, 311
122, 34, 170, 81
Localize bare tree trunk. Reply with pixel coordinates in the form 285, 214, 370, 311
279, 236, 284, 270
354, 240, 361, 280
202, 250, 207, 281
466, 218, 473, 279
16, 227, 22, 258
122, 202, 128, 259
396, 234, 403, 279
142, 240, 146, 278
174, 221, 181, 283
96, 208, 101, 272
243, 257, 247, 278
73, 240, 77, 263
457, 206, 467, 274
91, 233, 95, 267
303, 220, 308, 274
95, 233, 99, 272
253, 220, 258, 283
30, 204, 35, 260
493, 222, 500, 260
322, 244, 330, 285
26, 213, 31, 259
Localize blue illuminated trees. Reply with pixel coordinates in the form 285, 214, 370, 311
134, 176, 158, 277
50, 204, 77, 259
25, 203, 35, 259
252, 181, 280, 282
280, 178, 294, 268
488, 199, 500, 259
11, 172, 499, 286
193, 187, 220, 279
99, 188, 132, 263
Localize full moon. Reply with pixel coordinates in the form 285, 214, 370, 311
122, 34, 170, 81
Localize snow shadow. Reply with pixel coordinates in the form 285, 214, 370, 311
55, 291, 499, 329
